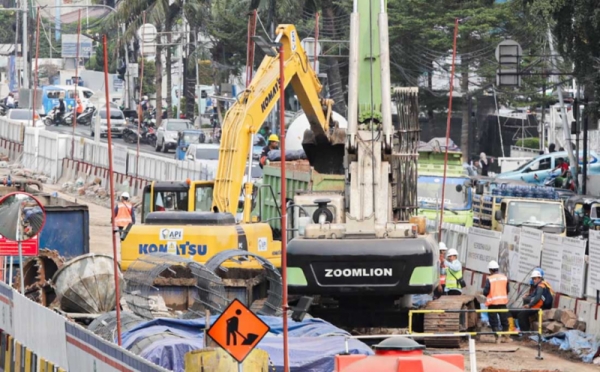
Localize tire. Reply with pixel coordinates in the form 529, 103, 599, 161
155, 137, 161, 152
161, 140, 168, 153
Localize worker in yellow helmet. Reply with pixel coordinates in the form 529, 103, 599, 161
259, 134, 280, 168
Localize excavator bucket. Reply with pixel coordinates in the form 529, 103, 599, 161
302, 128, 346, 175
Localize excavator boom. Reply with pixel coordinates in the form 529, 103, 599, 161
212, 24, 344, 216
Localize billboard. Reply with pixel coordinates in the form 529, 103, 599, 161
61, 34, 93, 58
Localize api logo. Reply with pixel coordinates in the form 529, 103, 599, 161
159, 228, 183, 241
139, 241, 207, 255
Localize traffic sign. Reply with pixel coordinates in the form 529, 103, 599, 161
0, 234, 38, 256
207, 298, 270, 364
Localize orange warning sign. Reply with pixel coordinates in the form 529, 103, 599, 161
207, 298, 270, 363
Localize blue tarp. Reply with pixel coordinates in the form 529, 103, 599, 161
267, 150, 307, 161
121, 316, 374, 372
533, 330, 600, 363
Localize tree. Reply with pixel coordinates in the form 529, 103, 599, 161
388, 0, 535, 160
519, 0, 600, 125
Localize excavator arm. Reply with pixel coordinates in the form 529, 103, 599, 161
212, 24, 345, 218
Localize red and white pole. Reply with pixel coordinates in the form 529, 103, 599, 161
279, 42, 289, 372
438, 18, 459, 241
103, 34, 123, 346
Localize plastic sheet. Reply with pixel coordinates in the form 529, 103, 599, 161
122, 316, 374, 372
535, 330, 600, 363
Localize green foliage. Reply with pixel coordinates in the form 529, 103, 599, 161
519, 0, 600, 121
515, 137, 544, 149
86, 41, 118, 73
0, 11, 16, 44
140, 58, 156, 95
171, 97, 198, 117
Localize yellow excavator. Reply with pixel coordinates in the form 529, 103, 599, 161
119, 24, 344, 310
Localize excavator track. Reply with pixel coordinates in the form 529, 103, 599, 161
422, 295, 478, 348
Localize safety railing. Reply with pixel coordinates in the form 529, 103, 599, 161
408, 308, 544, 360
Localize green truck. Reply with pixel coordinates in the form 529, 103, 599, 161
258, 161, 345, 238
417, 150, 473, 227
258, 149, 473, 235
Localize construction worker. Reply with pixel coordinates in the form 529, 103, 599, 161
434, 242, 448, 298
513, 270, 554, 333
444, 248, 464, 295
114, 192, 135, 231
483, 260, 511, 343
259, 134, 280, 169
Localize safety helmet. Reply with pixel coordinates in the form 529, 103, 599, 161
446, 248, 458, 258
531, 270, 542, 278
488, 260, 499, 270
439, 242, 448, 251
121, 192, 130, 199
268, 134, 280, 142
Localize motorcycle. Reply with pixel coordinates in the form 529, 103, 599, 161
45, 107, 73, 126
122, 120, 157, 146
76, 106, 96, 126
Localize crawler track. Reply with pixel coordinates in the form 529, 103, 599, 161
423, 295, 478, 348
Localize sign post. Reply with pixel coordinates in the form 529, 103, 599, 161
207, 299, 270, 369
0, 192, 46, 292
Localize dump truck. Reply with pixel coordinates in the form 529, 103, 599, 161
417, 145, 473, 227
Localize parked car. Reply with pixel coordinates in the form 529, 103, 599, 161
185, 143, 263, 181
155, 119, 193, 153
496, 150, 600, 184
6, 109, 45, 128
90, 107, 127, 138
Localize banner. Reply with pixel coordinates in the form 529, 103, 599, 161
466, 227, 502, 273
515, 227, 542, 283
560, 237, 586, 298
541, 234, 563, 291
499, 225, 520, 280
587, 231, 600, 297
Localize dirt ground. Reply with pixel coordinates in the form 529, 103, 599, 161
428, 339, 600, 372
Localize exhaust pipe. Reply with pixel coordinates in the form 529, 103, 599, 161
379, 0, 393, 151
346, 0, 359, 152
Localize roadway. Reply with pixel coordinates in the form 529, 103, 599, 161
44, 125, 175, 159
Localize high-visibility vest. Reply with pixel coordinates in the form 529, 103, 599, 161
445, 265, 463, 290
530, 282, 551, 309
439, 263, 446, 285
115, 202, 133, 227
486, 273, 509, 306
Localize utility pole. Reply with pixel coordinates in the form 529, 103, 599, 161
177, 0, 186, 119
547, 28, 577, 178
21, 0, 29, 89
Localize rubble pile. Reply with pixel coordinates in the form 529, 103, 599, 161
61, 177, 141, 210
532, 309, 587, 334
9, 165, 50, 183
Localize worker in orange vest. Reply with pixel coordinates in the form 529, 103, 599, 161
434, 242, 448, 299
512, 270, 554, 334
76, 97, 84, 114
483, 260, 511, 344
114, 192, 135, 231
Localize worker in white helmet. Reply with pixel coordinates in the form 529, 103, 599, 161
483, 260, 511, 343
512, 270, 554, 334
434, 242, 448, 299
114, 191, 135, 232
444, 248, 464, 295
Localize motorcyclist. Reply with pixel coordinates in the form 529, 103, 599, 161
5, 93, 15, 109
55, 98, 66, 126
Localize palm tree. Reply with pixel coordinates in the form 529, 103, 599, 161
104, 0, 179, 127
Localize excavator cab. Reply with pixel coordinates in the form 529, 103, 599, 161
141, 180, 215, 223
